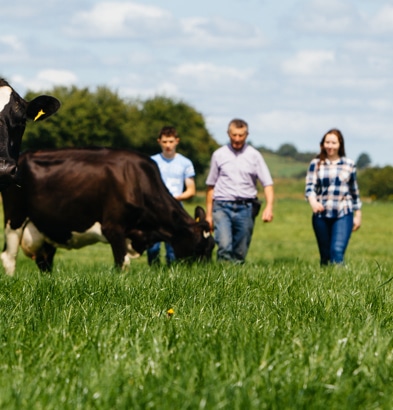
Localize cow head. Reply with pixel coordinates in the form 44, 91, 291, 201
0, 79, 60, 190
171, 206, 215, 262
193, 206, 215, 261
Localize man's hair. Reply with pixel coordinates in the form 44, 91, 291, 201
228, 118, 248, 131
158, 126, 178, 139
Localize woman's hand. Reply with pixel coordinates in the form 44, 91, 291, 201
353, 210, 362, 231
308, 197, 325, 214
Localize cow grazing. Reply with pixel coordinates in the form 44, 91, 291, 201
0, 147, 215, 275
0, 78, 60, 190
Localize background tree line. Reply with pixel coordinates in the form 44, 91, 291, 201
23, 85, 392, 199
23, 86, 219, 187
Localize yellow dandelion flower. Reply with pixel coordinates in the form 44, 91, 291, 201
167, 308, 175, 317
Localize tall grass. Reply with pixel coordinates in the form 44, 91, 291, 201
0, 199, 392, 409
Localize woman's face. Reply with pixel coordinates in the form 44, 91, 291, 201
323, 133, 340, 160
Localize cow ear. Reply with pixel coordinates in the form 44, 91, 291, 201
194, 206, 206, 222
26, 95, 61, 121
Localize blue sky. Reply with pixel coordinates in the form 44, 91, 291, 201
1, 0, 393, 166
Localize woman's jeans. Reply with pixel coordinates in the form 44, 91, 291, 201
147, 242, 176, 266
312, 212, 353, 265
213, 200, 254, 263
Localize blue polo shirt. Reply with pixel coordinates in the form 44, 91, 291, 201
151, 153, 195, 197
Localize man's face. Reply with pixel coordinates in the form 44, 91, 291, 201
228, 125, 248, 150
158, 135, 179, 158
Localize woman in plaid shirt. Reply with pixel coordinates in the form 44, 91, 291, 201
305, 129, 362, 266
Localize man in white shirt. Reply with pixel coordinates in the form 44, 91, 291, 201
206, 118, 274, 263
148, 126, 196, 265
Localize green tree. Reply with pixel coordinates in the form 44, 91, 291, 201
277, 143, 298, 157
358, 166, 393, 200
23, 86, 132, 149
22, 86, 219, 184
356, 152, 372, 170
126, 96, 219, 176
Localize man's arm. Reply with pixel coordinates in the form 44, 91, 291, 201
174, 177, 196, 201
206, 185, 214, 230
261, 185, 274, 222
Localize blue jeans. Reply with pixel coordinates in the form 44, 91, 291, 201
312, 213, 353, 265
147, 242, 176, 266
213, 200, 255, 263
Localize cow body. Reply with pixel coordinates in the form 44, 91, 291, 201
0, 79, 60, 190
1, 147, 214, 275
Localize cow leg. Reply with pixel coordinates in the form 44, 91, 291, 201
102, 227, 128, 269
0, 222, 23, 276
35, 243, 57, 273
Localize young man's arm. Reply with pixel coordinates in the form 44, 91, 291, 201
174, 177, 195, 201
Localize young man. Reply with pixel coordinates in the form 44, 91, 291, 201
147, 126, 196, 265
205, 118, 274, 263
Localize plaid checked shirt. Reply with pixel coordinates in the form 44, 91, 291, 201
305, 157, 362, 218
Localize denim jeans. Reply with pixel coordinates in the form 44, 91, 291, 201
147, 242, 176, 266
213, 200, 255, 263
312, 212, 353, 265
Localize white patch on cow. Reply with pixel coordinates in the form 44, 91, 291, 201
67, 222, 108, 249
122, 238, 140, 269
20, 221, 108, 250
19, 221, 140, 270
0, 86, 12, 112
126, 238, 140, 259
20, 221, 46, 257
0, 220, 23, 276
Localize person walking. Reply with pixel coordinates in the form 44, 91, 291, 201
205, 118, 274, 263
147, 126, 196, 265
305, 128, 362, 266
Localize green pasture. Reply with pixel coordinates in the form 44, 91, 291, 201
0, 196, 393, 409
261, 152, 309, 179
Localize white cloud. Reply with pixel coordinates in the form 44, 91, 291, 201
255, 110, 324, 136
174, 63, 254, 84
65, 1, 266, 51
14, 70, 78, 92
37, 70, 77, 85
367, 99, 393, 112
0, 35, 24, 52
0, 35, 28, 64
370, 5, 393, 32
180, 17, 267, 49
281, 50, 335, 75
291, 0, 357, 34
68, 1, 175, 38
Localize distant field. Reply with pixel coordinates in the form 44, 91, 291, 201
262, 151, 309, 179
0, 193, 392, 409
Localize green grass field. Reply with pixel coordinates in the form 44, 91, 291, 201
0, 196, 392, 409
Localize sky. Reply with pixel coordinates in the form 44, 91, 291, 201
1, 0, 393, 166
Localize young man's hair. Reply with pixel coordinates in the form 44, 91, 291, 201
159, 126, 178, 139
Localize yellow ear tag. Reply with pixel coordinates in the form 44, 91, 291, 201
34, 109, 46, 121
195, 217, 200, 222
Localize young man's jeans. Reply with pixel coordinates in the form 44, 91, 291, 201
213, 200, 254, 263
312, 212, 353, 265
147, 242, 176, 266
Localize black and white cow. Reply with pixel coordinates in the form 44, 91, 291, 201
0, 78, 60, 190
1, 147, 215, 275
